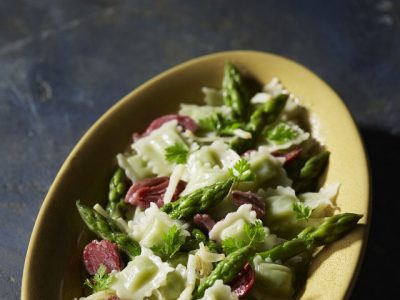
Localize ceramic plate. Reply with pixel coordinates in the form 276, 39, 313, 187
22, 51, 370, 299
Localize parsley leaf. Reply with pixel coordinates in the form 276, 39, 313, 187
292, 202, 312, 221
228, 158, 255, 182
151, 225, 187, 260
221, 237, 242, 255
244, 219, 266, 243
198, 113, 243, 136
265, 122, 299, 145
84, 264, 114, 293
222, 220, 265, 254
164, 143, 189, 164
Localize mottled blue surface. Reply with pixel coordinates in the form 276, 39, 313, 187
0, 0, 399, 298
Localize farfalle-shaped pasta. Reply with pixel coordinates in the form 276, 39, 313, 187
299, 183, 339, 218
242, 146, 292, 191
263, 186, 298, 222
117, 152, 155, 182
261, 186, 306, 237
250, 256, 294, 299
263, 122, 310, 152
201, 87, 224, 106
181, 141, 240, 195
178, 104, 230, 121
132, 120, 188, 176
199, 280, 238, 300
209, 204, 257, 243
111, 247, 174, 300
181, 165, 229, 196
280, 97, 309, 125
250, 77, 287, 104
187, 140, 240, 170
128, 203, 189, 248
148, 264, 187, 300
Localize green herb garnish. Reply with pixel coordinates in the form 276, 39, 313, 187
292, 202, 312, 221
84, 264, 114, 293
222, 220, 265, 254
228, 158, 254, 182
265, 122, 299, 145
198, 113, 243, 136
165, 143, 189, 164
151, 225, 187, 260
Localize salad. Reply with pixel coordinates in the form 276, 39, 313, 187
76, 62, 362, 300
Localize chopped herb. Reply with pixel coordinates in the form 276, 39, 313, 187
164, 143, 189, 164
151, 225, 187, 260
265, 122, 299, 145
292, 202, 312, 221
228, 158, 254, 182
222, 220, 265, 254
84, 264, 114, 293
198, 113, 243, 136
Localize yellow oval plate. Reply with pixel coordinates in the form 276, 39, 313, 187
22, 51, 370, 300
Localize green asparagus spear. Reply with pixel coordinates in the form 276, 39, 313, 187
222, 62, 250, 120
161, 179, 233, 220
76, 201, 140, 259
293, 151, 330, 193
258, 213, 362, 261
247, 93, 289, 132
182, 228, 219, 252
194, 245, 252, 299
230, 94, 288, 153
106, 168, 127, 219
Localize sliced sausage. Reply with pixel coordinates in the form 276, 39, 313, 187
193, 214, 216, 232
134, 114, 198, 140
272, 148, 302, 165
83, 240, 123, 275
230, 263, 255, 298
125, 176, 186, 209
232, 191, 265, 219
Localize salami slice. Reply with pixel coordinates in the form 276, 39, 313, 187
272, 148, 302, 165
193, 214, 216, 232
232, 190, 265, 219
125, 176, 186, 209
230, 263, 255, 297
134, 114, 198, 140
83, 240, 123, 275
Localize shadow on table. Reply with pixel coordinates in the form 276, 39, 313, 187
351, 127, 400, 299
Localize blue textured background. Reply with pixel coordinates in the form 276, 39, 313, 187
0, 0, 399, 298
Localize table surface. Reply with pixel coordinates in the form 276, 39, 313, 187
1, 0, 399, 298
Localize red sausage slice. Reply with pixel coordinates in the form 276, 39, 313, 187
134, 114, 198, 140
230, 263, 255, 297
232, 191, 265, 219
272, 148, 302, 165
83, 240, 123, 275
125, 176, 186, 209
193, 214, 216, 232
